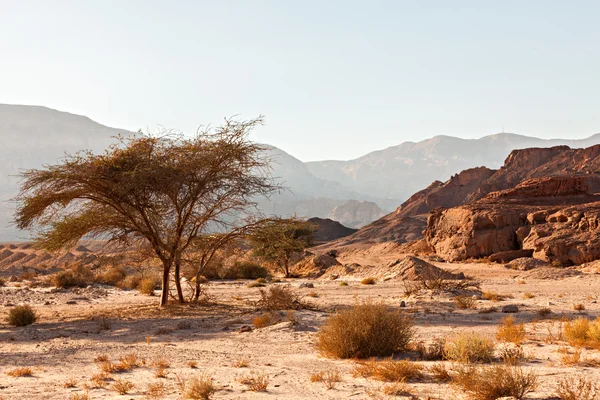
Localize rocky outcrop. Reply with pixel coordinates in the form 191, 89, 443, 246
307, 217, 358, 243
326, 200, 386, 228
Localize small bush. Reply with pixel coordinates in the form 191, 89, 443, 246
247, 281, 265, 288
224, 261, 269, 280
444, 333, 495, 363
360, 277, 376, 285
453, 364, 537, 400
499, 345, 526, 365
496, 316, 526, 344
382, 381, 411, 396
64, 377, 78, 388
564, 317, 593, 346
537, 307, 552, 318
184, 374, 216, 400
555, 376, 599, 400
51, 264, 92, 288
561, 349, 582, 365
145, 381, 166, 399
252, 313, 273, 328
95, 267, 127, 286
70, 393, 89, 400
316, 302, 414, 359
523, 292, 535, 299
454, 295, 476, 309
339, 281, 348, 286
6, 367, 33, 377
429, 362, 451, 382
352, 359, 424, 382
7, 305, 37, 326
415, 338, 446, 361
233, 359, 249, 368
310, 369, 341, 389
138, 278, 157, 296
112, 378, 135, 395
238, 371, 268, 392
574, 303, 586, 312
482, 291, 509, 302
257, 285, 303, 310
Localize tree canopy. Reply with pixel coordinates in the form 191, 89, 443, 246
15, 117, 279, 306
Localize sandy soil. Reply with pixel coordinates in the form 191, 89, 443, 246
1, 261, 600, 399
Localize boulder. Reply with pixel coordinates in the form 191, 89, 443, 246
489, 250, 534, 263
506, 257, 548, 271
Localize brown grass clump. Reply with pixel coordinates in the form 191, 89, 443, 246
188, 361, 198, 369
382, 381, 411, 396
247, 281, 265, 288
499, 345, 526, 365
252, 313, 273, 328
238, 371, 269, 392
152, 356, 171, 369
119, 353, 140, 369
443, 333, 495, 363
145, 381, 166, 399
537, 307, 552, 318
88, 372, 111, 388
316, 302, 414, 359
360, 277, 376, 285
415, 338, 446, 360
6, 367, 33, 377
523, 292, 535, 299
64, 377, 78, 388
112, 378, 135, 395
454, 295, 476, 309
50, 264, 93, 288
555, 376, 599, 400
574, 303, 586, 312
70, 393, 89, 400
310, 369, 341, 389
184, 374, 216, 399
7, 304, 37, 326
352, 359, 424, 382
429, 362, 451, 382
453, 364, 537, 400
482, 291, 510, 302
561, 349, 582, 365
233, 358, 249, 368
496, 316, 526, 344
563, 317, 600, 347
154, 366, 168, 378
138, 278, 157, 296
95, 266, 127, 286
257, 285, 303, 310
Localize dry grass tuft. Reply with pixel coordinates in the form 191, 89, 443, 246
152, 356, 171, 369
453, 364, 537, 400
119, 353, 140, 369
88, 372, 111, 389
443, 333, 495, 363
537, 307, 552, 318
382, 381, 411, 396
138, 278, 157, 295
112, 378, 135, 395
252, 313, 273, 328
238, 371, 269, 392
561, 349, 582, 365
482, 291, 510, 302
563, 317, 600, 347
360, 277, 376, 285
233, 358, 249, 368
316, 302, 414, 359
310, 369, 342, 389
154, 366, 169, 378
64, 377, 78, 388
429, 362, 451, 382
69, 393, 89, 400
574, 303, 586, 312
352, 359, 424, 382
496, 316, 526, 344
415, 338, 446, 361
454, 295, 476, 309
7, 305, 37, 326
6, 367, 33, 377
555, 376, 599, 400
184, 374, 216, 400
188, 361, 198, 369
145, 381, 166, 399
499, 345, 526, 365
523, 292, 535, 299
257, 285, 303, 310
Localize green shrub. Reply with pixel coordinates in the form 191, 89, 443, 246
317, 302, 414, 359
223, 261, 269, 280
7, 305, 37, 326
51, 265, 93, 288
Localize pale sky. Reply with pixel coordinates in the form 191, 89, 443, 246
1, 0, 599, 161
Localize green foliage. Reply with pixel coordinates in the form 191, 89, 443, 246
250, 217, 314, 277
222, 261, 270, 279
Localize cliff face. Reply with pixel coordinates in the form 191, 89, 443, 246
424, 146, 600, 265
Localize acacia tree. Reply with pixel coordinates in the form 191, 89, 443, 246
249, 217, 314, 277
15, 118, 279, 307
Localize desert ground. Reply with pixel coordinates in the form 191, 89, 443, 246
2, 255, 600, 400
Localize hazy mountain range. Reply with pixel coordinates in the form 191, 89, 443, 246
1, 104, 599, 241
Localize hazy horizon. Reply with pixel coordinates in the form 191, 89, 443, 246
2, 1, 599, 161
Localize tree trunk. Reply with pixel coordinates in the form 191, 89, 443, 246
283, 256, 289, 278
174, 252, 184, 303
160, 261, 172, 307
194, 263, 204, 302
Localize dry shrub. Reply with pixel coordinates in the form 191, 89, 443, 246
307, 291, 319, 298
252, 313, 273, 328
188, 361, 198, 368
64, 377, 78, 388
238, 371, 269, 392
247, 281, 265, 288
454, 295, 476, 309
537, 307, 552, 318
415, 338, 446, 360
138, 278, 157, 296
444, 333, 495, 363
7, 304, 37, 326
88, 372, 111, 388
310, 369, 341, 389
496, 315, 526, 344
95, 266, 127, 286
146, 381, 166, 399
555, 376, 599, 400
429, 362, 451, 382
563, 317, 600, 347
361, 277, 376, 285
523, 292, 535, 299
184, 374, 216, 400
353, 359, 423, 382
70, 393, 89, 400
112, 378, 135, 394
382, 381, 411, 396
317, 302, 414, 359
51, 264, 92, 288
153, 356, 170, 369
154, 366, 168, 378
499, 345, 526, 365
453, 364, 537, 400
561, 349, 582, 365
119, 353, 140, 369
94, 354, 109, 363
482, 291, 509, 302
6, 367, 33, 377
574, 303, 586, 312
257, 285, 303, 310
233, 358, 249, 368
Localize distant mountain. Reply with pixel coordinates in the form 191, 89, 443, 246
306, 132, 600, 203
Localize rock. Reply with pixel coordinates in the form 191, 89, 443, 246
489, 250, 533, 263
400, 300, 406, 307
299, 283, 314, 288
65, 300, 77, 305
506, 257, 548, 271
239, 326, 252, 333
502, 305, 519, 313
8, 276, 18, 282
